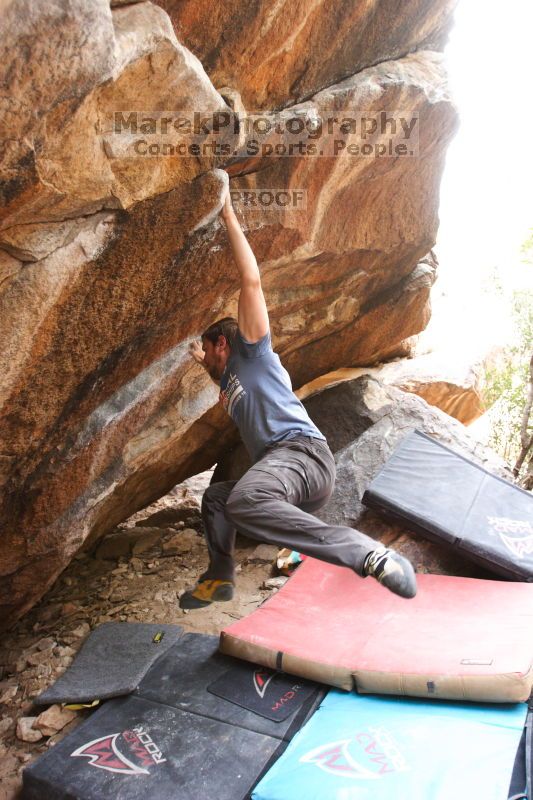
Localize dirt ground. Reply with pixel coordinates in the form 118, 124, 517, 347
0, 470, 285, 799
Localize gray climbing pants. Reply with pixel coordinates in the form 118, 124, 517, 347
200, 434, 377, 582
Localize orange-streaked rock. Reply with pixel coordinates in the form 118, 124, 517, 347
158, 0, 457, 111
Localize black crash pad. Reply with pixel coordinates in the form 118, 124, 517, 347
362, 430, 533, 581
22, 695, 282, 800
135, 632, 325, 738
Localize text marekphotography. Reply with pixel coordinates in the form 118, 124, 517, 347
103, 110, 420, 159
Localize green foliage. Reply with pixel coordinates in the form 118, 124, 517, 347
520, 228, 533, 261
483, 231, 533, 473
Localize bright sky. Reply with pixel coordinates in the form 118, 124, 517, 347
424, 0, 533, 351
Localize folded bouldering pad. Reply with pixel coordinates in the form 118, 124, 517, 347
22, 695, 283, 800
220, 557, 533, 702
252, 689, 528, 800
36, 623, 184, 705
362, 429, 533, 581
135, 632, 325, 739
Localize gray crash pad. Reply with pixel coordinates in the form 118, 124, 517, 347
36, 623, 184, 704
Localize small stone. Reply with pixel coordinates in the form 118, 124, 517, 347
0, 684, 18, 704
34, 704, 76, 736
61, 602, 81, 616
16, 717, 43, 742
54, 645, 76, 658
27, 648, 54, 667
263, 577, 288, 589
0, 716, 13, 736
36, 637, 57, 652
15, 657, 28, 673
69, 623, 90, 639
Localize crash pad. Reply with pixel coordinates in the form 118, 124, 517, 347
252, 689, 528, 800
22, 695, 281, 800
135, 633, 324, 737
362, 429, 533, 581
220, 557, 533, 702
509, 708, 532, 800
36, 622, 184, 704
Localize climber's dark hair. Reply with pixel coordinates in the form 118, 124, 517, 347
201, 316, 238, 349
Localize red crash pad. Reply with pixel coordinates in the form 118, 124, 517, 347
220, 558, 533, 702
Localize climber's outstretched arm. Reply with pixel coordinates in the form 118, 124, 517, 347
220, 190, 269, 343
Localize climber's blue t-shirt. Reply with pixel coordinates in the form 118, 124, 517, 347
219, 328, 326, 463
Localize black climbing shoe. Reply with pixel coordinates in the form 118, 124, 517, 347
363, 547, 417, 599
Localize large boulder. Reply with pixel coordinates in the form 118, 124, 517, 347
0, 1, 458, 629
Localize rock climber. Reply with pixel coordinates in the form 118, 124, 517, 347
179, 182, 417, 608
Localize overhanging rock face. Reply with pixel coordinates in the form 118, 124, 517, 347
158, 0, 458, 111
0, 0, 458, 629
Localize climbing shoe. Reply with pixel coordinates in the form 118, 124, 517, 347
179, 578, 234, 609
363, 547, 417, 599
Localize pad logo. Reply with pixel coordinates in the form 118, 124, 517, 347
270, 685, 302, 712
487, 516, 533, 559
301, 740, 378, 780
71, 725, 166, 775
300, 728, 409, 780
253, 668, 275, 698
